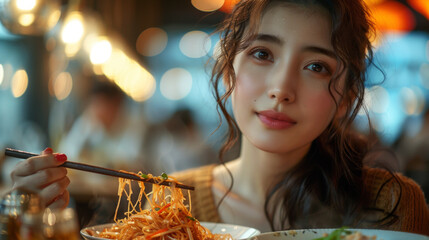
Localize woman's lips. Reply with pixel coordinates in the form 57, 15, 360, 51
257, 110, 296, 129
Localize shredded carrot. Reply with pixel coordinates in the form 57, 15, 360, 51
95, 171, 233, 240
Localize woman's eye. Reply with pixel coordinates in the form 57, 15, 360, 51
251, 49, 273, 62
305, 63, 331, 75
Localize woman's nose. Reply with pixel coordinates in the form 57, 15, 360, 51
266, 68, 296, 103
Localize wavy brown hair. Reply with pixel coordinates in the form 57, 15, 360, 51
210, 0, 398, 230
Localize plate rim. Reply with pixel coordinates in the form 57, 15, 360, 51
253, 228, 429, 239
80, 222, 261, 240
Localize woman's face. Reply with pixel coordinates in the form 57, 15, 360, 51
232, 2, 344, 155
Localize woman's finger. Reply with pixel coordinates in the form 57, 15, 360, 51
11, 151, 67, 177
12, 167, 68, 190
48, 191, 70, 209
39, 176, 70, 205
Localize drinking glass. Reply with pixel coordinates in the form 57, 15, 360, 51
20, 207, 80, 240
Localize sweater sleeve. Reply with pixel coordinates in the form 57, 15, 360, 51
364, 167, 429, 236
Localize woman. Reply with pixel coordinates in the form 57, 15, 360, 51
9, 0, 429, 235
170, 0, 429, 234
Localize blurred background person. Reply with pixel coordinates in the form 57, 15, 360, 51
56, 75, 149, 227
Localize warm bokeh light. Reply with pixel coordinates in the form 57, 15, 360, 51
53, 72, 73, 100
364, 0, 387, 5
11, 69, 28, 98
191, 0, 224, 12
371, 1, 415, 32
160, 68, 192, 100
407, 0, 429, 20
90, 37, 112, 64
47, 9, 61, 30
18, 13, 35, 26
101, 48, 156, 102
219, 0, 240, 13
400, 87, 425, 115
179, 31, 211, 58
126, 66, 156, 102
61, 12, 85, 44
64, 43, 81, 57
0, 64, 4, 86
136, 27, 168, 57
16, 0, 36, 11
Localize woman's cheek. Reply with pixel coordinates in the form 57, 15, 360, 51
304, 91, 338, 122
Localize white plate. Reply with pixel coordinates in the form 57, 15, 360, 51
81, 222, 261, 240
250, 229, 429, 240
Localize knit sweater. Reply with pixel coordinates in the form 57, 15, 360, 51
173, 164, 429, 236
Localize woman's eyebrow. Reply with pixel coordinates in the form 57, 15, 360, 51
303, 46, 337, 59
253, 33, 284, 45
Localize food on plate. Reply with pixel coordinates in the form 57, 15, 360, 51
313, 227, 376, 240
85, 171, 232, 240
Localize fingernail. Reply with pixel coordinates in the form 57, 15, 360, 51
54, 154, 67, 162
44, 147, 53, 154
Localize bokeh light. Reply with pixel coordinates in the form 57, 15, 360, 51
211, 40, 221, 60
364, 0, 387, 5
11, 69, 28, 98
371, 1, 415, 32
61, 12, 85, 44
219, 0, 240, 13
160, 68, 192, 100
101, 48, 156, 102
136, 27, 168, 57
89, 37, 112, 65
407, 0, 429, 20
18, 13, 35, 26
365, 86, 390, 114
16, 0, 36, 11
400, 87, 425, 115
0, 64, 4, 86
191, 0, 224, 12
179, 30, 211, 58
53, 72, 73, 101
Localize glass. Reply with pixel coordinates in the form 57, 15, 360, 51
20, 208, 80, 240
0, 189, 42, 240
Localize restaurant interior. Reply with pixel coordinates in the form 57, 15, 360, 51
0, 0, 428, 237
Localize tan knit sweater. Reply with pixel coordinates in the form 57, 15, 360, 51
173, 164, 429, 236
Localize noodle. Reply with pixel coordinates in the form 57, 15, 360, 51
92, 171, 232, 240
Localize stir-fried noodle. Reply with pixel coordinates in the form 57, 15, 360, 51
90, 171, 232, 240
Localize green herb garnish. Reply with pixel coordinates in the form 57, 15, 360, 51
138, 172, 149, 179
161, 172, 168, 180
312, 227, 352, 240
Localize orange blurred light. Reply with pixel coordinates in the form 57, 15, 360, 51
219, 0, 240, 13
407, 0, 429, 20
363, 0, 387, 6
371, 1, 415, 32
192, 0, 224, 12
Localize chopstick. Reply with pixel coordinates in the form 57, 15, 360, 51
4, 148, 195, 191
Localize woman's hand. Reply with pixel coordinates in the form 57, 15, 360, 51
10, 147, 70, 209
